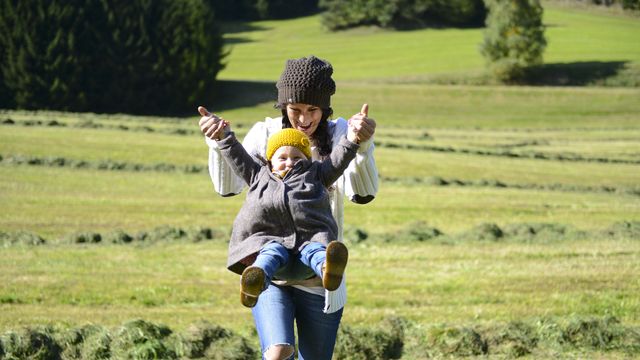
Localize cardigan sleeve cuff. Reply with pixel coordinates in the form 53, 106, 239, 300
345, 140, 378, 203
324, 276, 347, 313
206, 133, 244, 196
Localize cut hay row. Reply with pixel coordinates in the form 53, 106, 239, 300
375, 140, 640, 165
0, 118, 229, 136
6, 116, 640, 136
0, 319, 256, 360
3, 155, 637, 197
0, 154, 206, 174
378, 220, 640, 244
3, 221, 638, 248
1, 316, 638, 359
6, 117, 639, 154
0, 226, 225, 247
399, 315, 640, 358
381, 175, 640, 197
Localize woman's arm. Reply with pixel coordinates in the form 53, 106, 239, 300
332, 118, 379, 204
319, 136, 359, 187
205, 136, 247, 197
216, 132, 263, 186
204, 120, 271, 196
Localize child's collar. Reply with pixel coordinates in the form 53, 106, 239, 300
270, 159, 310, 180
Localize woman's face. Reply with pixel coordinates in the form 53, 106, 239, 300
286, 103, 322, 137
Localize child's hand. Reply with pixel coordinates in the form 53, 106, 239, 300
198, 106, 231, 140
347, 104, 376, 144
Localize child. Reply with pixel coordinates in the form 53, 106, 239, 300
215, 126, 359, 307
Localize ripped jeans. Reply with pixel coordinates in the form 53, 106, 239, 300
251, 284, 343, 360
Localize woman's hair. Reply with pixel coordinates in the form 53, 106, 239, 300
281, 107, 333, 157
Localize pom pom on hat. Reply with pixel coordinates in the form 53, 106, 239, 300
266, 128, 312, 161
276, 56, 336, 109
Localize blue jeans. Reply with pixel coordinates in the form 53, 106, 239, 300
252, 284, 343, 360
253, 242, 326, 282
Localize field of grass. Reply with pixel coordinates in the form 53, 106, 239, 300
1, 239, 639, 329
1, 2, 640, 358
217, 1, 640, 82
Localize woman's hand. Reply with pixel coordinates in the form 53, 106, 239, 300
198, 106, 230, 140
347, 104, 376, 144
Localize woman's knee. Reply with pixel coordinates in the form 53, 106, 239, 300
264, 344, 295, 360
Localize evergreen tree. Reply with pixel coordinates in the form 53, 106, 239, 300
0, 0, 225, 114
480, 0, 547, 82
205, 0, 319, 21
622, 0, 640, 10
319, 0, 486, 30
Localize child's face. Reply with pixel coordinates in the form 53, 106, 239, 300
271, 146, 307, 174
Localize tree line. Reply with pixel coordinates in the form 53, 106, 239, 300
0, 0, 225, 114
2, 0, 634, 114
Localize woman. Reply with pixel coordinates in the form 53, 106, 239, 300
198, 56, 378, 360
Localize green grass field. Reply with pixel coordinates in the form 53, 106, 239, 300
217, 1, 640, 82
1, 1, 640, 358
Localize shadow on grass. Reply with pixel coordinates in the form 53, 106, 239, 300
220, 22, 271, 45
219, 22, 269, 35
210, 80, 277, 111
523, 61, 629, 86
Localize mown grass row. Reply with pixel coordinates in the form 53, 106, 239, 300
4, 117, 640, 164
375, 140, 640, 164
1, 118, 201, 136
4, 127, 638, 166
1, 166, 636, 237
0, 154, 207, 174
381, 175, 640, 197
6, 112, 640, 134
2, 221, 639, 248
3, 156, 639, 198
0, 319, 256, 360
3, 112, 638, 191
2, 238, 638, 344
1, 315, 639, 359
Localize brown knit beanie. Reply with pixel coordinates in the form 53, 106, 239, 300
276, 56, 336, 109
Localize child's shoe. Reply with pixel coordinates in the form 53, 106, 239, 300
240, 266, 266, 308
322, 241, 348, 291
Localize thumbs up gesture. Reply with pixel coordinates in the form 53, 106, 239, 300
347, 104, 376, 144
198, 106, 230, 140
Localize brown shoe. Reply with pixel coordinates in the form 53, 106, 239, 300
323, 241, 348, 291
240, 266, 265, 308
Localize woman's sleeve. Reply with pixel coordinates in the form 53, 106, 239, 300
334, 119, 379, 204
205, 121, 268, 197
319, 136, 359, 187
217, 133, 263, 187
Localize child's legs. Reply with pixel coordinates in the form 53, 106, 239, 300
254, 242, 290, 281
297, 242, 325, 278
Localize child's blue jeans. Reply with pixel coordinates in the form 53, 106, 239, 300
252, 241, 326, 282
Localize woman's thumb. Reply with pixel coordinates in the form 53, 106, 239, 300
360, 104, 369, 116
198, 106, 210, 116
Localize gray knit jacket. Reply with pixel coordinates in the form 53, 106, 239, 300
217, 132, 359, 277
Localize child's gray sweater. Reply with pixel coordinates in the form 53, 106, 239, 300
217, 132, 359, 277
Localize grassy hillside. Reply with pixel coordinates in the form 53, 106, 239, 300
217, 2, 640, 82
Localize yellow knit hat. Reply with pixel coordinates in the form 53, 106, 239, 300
266, 128, 312, 161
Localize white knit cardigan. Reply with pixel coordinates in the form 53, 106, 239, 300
205, 116, 378, 313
